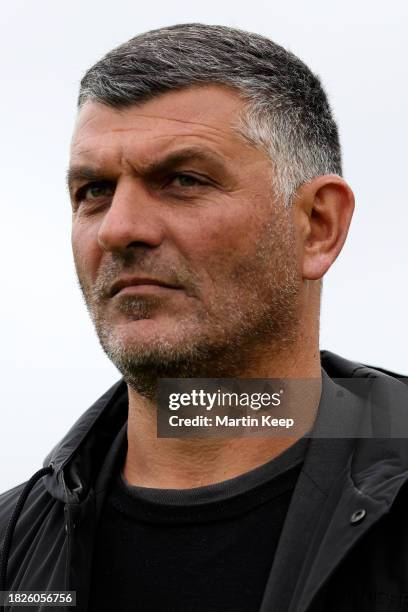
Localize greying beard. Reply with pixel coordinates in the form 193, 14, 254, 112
76, 212, 301, 399
93, 294, 300, 400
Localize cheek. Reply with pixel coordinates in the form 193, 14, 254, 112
172, 205, 264, 285
71, 221, 102, 283
208, 204, 264, 253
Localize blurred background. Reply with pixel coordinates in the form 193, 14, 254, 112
1, 0, 407, 490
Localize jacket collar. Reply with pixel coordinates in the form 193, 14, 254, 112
42, 379, 128, 503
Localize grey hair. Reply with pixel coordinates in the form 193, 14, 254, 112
78, 23, 342, 207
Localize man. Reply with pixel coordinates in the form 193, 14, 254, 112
0, 22, 407, 612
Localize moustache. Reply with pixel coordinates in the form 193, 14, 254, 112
90, 254, 199, 300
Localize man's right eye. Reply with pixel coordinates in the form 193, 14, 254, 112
75, 181, 115, 205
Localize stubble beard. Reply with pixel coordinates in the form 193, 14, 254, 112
76, 213, 302, 398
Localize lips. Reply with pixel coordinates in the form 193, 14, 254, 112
109, 276, 180, 298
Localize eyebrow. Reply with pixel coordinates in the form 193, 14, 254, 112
66, 147, 228, 192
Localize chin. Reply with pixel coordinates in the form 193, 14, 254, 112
105, 318, 194, 356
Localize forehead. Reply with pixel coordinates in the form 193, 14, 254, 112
70, 84, 248, 167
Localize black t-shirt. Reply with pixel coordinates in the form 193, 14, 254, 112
88, 436, 308, 612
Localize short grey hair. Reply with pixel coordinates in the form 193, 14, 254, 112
79, 23, 342, 207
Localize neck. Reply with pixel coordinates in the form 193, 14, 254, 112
122, 327, 321, 489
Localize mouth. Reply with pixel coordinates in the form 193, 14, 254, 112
109, 276, 181, 298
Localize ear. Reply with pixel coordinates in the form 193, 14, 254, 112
293, 175, 355, 280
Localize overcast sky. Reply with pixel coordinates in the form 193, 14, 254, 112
1, 0, 407, 491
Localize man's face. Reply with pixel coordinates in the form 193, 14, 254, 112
69, 85, 303, 390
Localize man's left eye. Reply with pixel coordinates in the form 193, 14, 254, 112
169, 174, 205, 188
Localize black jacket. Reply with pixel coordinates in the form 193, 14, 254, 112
0, 350, 407, 612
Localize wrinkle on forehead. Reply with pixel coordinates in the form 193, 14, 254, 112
71, 117, 242, 157
72, 85, 245, 143
69, 87, 262, 174
79, 112, 237, 132
71, 127, 250, 175
71, 133, 240, 172
73, 128, 238, 149
72, 124, 236, 153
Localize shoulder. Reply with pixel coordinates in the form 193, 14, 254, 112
0, 481, 27, 532
0, 478, 55, 541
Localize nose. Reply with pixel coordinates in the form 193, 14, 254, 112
97, 179, 165, 252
